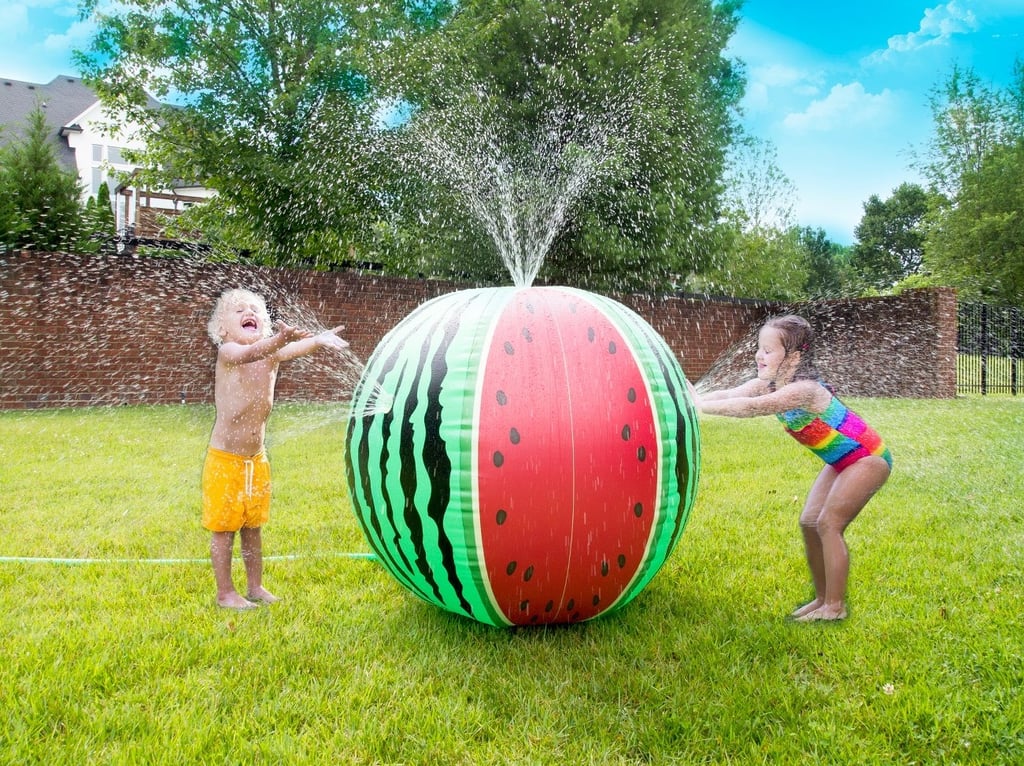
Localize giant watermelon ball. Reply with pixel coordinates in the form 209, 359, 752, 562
345, 286, 699, 626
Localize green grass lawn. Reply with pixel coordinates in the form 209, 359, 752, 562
0, 399, 1021, 764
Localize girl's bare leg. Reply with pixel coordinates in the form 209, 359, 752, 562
211, 531, 256, 609
792, 466, 836, 618
797, 457, 890, 621
240, 526, 279, 603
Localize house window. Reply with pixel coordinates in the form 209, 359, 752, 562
92, 144, 103, 162
91, 167, 104, 196
108, 146, 128, 165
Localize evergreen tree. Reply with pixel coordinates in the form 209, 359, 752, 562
78, 182, 118, 253
0, 106, 83, 251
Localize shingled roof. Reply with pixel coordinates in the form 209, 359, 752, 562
0, 75, 102, 172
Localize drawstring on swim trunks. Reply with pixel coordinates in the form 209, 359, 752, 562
243, 458, 255, 497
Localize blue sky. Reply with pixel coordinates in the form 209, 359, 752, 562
3, 0, 1023, 245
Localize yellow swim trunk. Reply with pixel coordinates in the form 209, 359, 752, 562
202, 447, 271, 532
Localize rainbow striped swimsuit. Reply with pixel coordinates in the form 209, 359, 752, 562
776, 388, 892, 472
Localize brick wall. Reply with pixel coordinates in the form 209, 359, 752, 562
0, 251, 957, 409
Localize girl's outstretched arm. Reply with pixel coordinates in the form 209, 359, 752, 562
696, 377, 767, 402
698, 379, 827, 418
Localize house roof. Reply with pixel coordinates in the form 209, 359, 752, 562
0, 75, 100, 171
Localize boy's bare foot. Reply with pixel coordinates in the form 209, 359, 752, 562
789, 599, 823, 619
794, 605, 847, 622
218, 592, 258, 610
246, 586, 280, 604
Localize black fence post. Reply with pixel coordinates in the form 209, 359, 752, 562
980, 304, 988, 395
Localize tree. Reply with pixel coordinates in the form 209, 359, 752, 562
916, 62, 1024, 306
75, 0, 437, 266
925, 139, 1024, 305
700, 135, 815, 300
722, 136, 796, 235
0, 106, 83, 252
916, 64, 1022, 200
798, 227, 849, 299
78, 182, 118, 253
697, 224, 808, 300
850, 183, 928, 291
382, 0, 744, 291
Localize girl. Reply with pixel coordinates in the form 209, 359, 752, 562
692, 315, 891, 622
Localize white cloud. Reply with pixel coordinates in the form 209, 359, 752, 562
43, 17, 95, 53
782, 82, 895, 132
865, 1, 979, 64
743, 63, 823, 111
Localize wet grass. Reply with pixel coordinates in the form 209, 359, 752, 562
0, 399, 1021, 764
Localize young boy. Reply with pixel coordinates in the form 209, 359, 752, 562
203, 288, 348, 609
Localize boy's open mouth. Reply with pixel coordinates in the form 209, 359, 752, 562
242, 318, 258, 330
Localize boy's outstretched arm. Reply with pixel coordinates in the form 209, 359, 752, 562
276, 325, 349, 362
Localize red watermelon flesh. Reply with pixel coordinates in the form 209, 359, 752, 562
475, 288, 659, 624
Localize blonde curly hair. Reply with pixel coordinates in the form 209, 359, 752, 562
207, 288, 272, 345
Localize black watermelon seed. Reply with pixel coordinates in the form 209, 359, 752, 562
601, 560, 610, 576
637, 445, 647, 462
509, 427, 521, 445
608, 341, 617, 354
627, 387, 637, 403
496, 509, 508, 525
545, 600, 554, 612
506, 561, 517, 576
493, 451, 504, 467
526, 302, 536, 314
592, 594, 601, 606
496, 390, 508, 406
521, 327, 533, 342
567, 598, 575, 611
621, 424, 631, 441
633, 502, 644, 518
520, 600, 529, 611
523, 565, 534, 582
617, 554, 627, 568
587, 327, 596, 342
503, 340, 515, 355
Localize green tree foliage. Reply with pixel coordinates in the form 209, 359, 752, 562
0, 106, 83, 252
917, 64, 1022, 200
75, 0, 436, 267
700, 224, 807, 300
926, 139, 1024, 305
850, 182, 928, 292
77, 182, 118, 253
918, 63, 1024, 306
703, 135, 819, 300
383, 0, 743, 291
798, 226, 850, 299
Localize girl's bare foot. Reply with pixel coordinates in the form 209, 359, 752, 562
218, 592, 257, 610
790, 599, 823, 619
246, 586, 279, 604
794, 605, 847, 622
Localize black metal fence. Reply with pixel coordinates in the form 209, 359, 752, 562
957, 303, 1024, 395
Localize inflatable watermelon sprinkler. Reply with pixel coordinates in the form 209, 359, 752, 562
345, 285, 700, 626
344, 101, 700, 627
